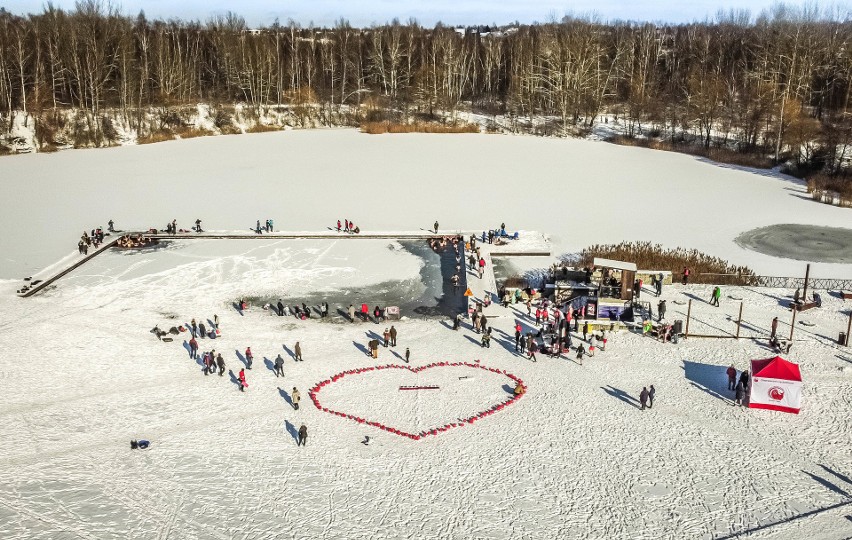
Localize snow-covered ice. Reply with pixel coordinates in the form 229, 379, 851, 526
1, 129, 850, 279
0, 130, 851, 539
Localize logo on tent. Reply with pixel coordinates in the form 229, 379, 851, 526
768, 387, 785, 401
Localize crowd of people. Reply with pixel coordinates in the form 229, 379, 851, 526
335, 219, 360, 234
116, 234, 158, 249
77, 226, 107, 254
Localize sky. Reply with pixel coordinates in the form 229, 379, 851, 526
0, 0, 839, 26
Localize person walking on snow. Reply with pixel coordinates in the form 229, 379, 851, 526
658, 300, 667, 322
648, 385, 656, 408
726, 365, 737, 391
770, 317, 779, 340
640, 387, 649, 410
297, 424, 307, 446
405, 347, 410, 363
292, 387, 301, 410
389, 326, 397, 347
294, 342, 303, 361
576, 344, 585, 365
217, 354, 225, 376
349, 304, 356, 322
735, 381, 745, 405
710, 286, 721, 307
383, 328, 390, 347
190, 319, 198, 338
188, 337, 198, 359
277, 299, 285, 316
238, 368, 247, 392
245, 347, 253, 370
274, 355, 285, 377
198, 322, 206, 339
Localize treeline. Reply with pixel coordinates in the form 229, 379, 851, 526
1, 1, 851, 174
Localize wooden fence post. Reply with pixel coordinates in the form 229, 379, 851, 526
789, 308, 797, 342
736, 302, 743, 339
685, 299, 692, 338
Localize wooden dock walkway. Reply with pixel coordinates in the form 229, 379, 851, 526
17, 237, 122, 298
16, 230, 551, 299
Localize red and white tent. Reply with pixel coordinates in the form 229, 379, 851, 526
749, 356, 802, 414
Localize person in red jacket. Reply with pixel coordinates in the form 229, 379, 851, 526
188, 337, 198, 359
238, 368, 247, 392
726, 364, 737, 391
682, 267, 690, 285
245, 347, 253, 370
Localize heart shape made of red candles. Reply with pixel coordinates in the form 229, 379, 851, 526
309, 362, 525, 440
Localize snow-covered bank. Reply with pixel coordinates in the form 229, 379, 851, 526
1, 129, 849, 281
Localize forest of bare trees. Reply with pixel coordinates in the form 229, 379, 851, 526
1, 2, 851, 179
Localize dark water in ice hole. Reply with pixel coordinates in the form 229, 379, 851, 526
246, 241, 469, 320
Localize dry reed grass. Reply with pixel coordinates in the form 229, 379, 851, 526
360, 121, 480, 134
579, 241, 756, 285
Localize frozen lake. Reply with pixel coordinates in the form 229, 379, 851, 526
1, 129, 851, 280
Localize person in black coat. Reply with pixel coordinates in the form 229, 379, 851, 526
297, 424, 307, 446
739, 370, 750, 391
277, 300, 285, 316
640, 387, 649, 410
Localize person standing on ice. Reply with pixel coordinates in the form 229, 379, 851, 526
195, 219, 202, 233
198, 321, 206, 339
383, 328, 390, 347
214, 314, 219, 329
405, 347, 410, 363
297, 424, 307, 446
277, 300, 285, 316
244, 347, 254, 369
434, 221, 439, 234
726, 364, 737, 390
321, 302, 329, 318
389, 326, 397, 347
294, 342, 303, 361
348, 304, 356, 322
337, 219, 342, 232
292, 387, 301, 410
274, 354, 285, 377
188, 337, 198, 359
238, 368, 247, 392
648, 385, 656, 408
739, 370, 750, 391
217, 354, 225, 376
108, 219, 115, 232
640, 387, 649, 410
